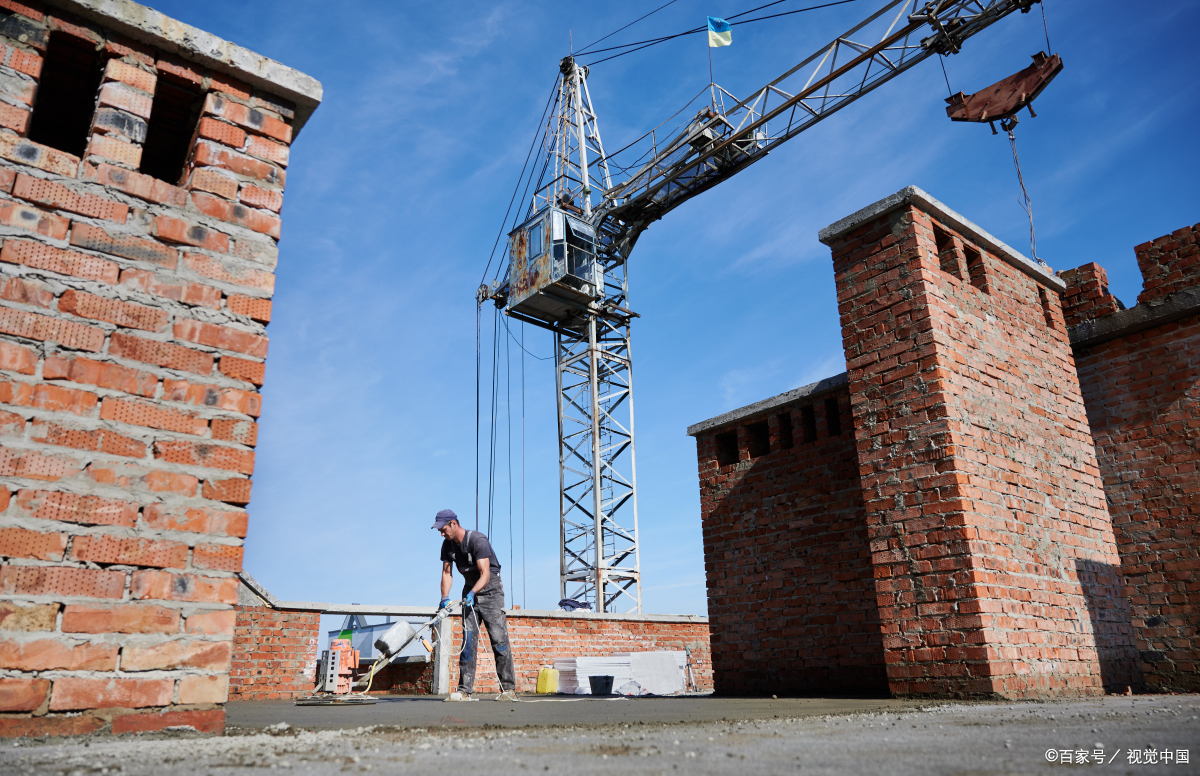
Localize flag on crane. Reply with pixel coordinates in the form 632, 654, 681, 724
707, 16, 732, 47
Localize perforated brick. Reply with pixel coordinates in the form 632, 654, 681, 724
109, 332, 213, 374
70, 535, 188, 569
13, 174, 129, 222
13, 490, 138, 527
0, 565, 125, 599
0, 238, 120, 283
100, 398, 208, 436
0, 306, 104, 350
219, 356, 264, 386
0, 526, 67, 561
226, 294, 271, 323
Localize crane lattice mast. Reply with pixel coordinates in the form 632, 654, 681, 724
480, 0, 1044, 613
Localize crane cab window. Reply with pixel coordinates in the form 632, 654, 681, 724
564, 216, 595, 283
528, 222, 544, 259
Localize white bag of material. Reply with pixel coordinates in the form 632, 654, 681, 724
374, 620, 417, 657
627, 652, 685, 696
618, 680, 643, 696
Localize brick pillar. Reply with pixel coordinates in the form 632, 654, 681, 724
0, 0, 317, 737
1134, 224, 1199, 304
820, 187, 1138, 699
1057, 263, 1124, 327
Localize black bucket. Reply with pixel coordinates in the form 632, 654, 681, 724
588, 675, 614, 695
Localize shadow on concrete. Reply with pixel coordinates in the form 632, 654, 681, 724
1075, 558, 1143, 692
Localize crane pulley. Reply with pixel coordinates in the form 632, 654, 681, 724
479, 0, 1050, 613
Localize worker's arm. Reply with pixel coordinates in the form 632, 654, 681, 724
471, 557, 490, 594
440, 561, 453, 599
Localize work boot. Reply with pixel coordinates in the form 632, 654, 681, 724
495, 690, 520, 702
444, 691, 476, 702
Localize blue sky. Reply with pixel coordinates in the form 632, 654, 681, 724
150, 0, 1199, 621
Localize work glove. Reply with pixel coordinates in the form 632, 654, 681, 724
464, 591, 476, 608
438, 597, 450, 610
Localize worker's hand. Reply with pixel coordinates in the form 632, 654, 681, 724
438, 597, 450, 610
464, 591, 476, 608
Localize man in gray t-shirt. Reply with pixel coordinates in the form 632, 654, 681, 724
433, 509, 517, 701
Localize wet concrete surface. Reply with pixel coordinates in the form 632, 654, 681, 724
3, 694, 1197, 775
227, 693, 933, 730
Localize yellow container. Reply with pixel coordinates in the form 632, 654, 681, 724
536, 666, 559, 694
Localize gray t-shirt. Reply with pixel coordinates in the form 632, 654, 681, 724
440, 530, 501, 588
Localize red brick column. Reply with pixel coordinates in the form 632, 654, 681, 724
0, 2, 313, 736
1135, 224, 1199, 304
1058, 263, 1124, 327
822, 188, 1137, 699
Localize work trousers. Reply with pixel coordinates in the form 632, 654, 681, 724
459, 576, 516, 693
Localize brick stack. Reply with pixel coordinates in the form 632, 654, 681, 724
1066, 222, 1200, 692
0, 0, 317, 736
688, 381, 887, 696
228, 606, 318, 701
819, 187, 1137, 699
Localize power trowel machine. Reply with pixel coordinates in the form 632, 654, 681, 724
294, 602, 457, 706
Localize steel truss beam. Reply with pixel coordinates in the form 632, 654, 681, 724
593, 0, 1041, 264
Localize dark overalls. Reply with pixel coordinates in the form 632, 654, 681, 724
454, 532, 516, 694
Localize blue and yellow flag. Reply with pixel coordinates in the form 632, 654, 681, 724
708, 17, 732, 47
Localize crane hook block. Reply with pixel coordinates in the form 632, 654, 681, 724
944, 52, 1062, 126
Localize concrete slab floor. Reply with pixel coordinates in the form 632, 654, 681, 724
2, 694, 1197, 775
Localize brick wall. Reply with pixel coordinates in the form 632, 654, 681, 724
227, 603, 712, 699
446, 612, 712, 696
1065, 221, 1200, 692
0, 0, 314, 737
688, 380, 887, 696
820, 188, 1137, 699
228, 605, 318, 701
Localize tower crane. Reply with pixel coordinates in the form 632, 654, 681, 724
478, 0, 1048, 613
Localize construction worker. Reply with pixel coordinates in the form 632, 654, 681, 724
432, 509, 519, 701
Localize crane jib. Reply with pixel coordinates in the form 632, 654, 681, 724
596, 0, 1042, 249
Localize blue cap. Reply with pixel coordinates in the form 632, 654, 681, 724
431, 509, 458, 530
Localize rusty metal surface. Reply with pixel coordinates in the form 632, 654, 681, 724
945, 52, 1062, 124
507, 220, 549, 312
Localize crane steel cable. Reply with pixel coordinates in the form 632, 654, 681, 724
581, 0, 860, 66
487, 307, 501, 537
1041, 0, 1052, 53
502, 314, 552, 361
520, 321, 526, 610
582, 0, 855, 57
480, 79, 559, 285
576, 0, 682, 56
509, 89, 562, 249
506, 310, 513, 607
475, 304, 480, 529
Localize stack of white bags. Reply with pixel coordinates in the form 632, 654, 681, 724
553, 651, 686, 695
